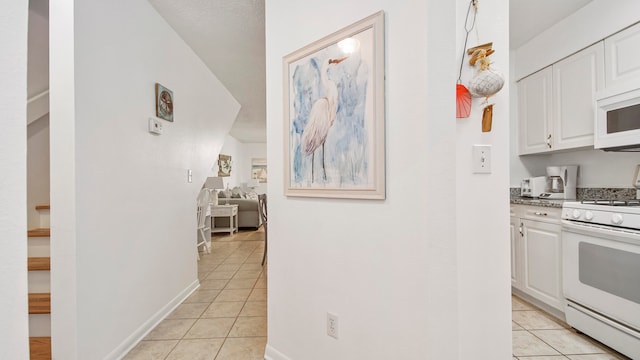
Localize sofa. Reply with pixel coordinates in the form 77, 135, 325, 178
216, 192, 261, 229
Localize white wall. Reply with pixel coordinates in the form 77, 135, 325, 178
27, 116, 50, 229
26, 0, 51, 229
239, 142, 268, 194
26, 1, 50, 125
455, 0, 512, 357
265, 0, 510, 359
49, 0, 240, 358
514, 0, 640, 81
512, 150, 640, 188
510, 1, 640, 187
0, 0, 30, 358
28, 0, 49, 99
221, 135, 268, 193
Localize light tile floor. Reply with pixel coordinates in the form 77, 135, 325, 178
124, 229, 267, 360
511, 296, 631, 360
123, 228, 631, 360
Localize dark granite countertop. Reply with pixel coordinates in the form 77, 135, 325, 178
510, 196, 567, 208
509, 187, 637, 208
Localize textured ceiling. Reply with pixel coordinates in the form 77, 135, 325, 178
148, 0, 266, 143
510, 0, 593, 49
147, 0, 594, 143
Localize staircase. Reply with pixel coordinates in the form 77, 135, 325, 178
27, 205, 51, 360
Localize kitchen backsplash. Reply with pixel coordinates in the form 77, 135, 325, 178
510, 187, 636, 200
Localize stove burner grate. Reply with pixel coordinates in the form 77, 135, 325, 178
581, 199, 640, 206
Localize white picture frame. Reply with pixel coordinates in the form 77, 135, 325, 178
283, 11, 385, 199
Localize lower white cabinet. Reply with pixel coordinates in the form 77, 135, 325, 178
511, 205, 565, 313
510, 215, 523, 290
522, 219, 563, 311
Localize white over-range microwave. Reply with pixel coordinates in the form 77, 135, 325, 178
595, 84, 640, 152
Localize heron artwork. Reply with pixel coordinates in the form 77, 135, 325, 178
300, 57, 347, 182
285, 13, 384, 198
289, 36, 372, 188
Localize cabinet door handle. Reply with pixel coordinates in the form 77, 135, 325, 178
546, 134, 552, 148
534, 211, 548, 216
519, 223, 524, 237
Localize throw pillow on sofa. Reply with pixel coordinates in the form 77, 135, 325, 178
231, 186, 246, 198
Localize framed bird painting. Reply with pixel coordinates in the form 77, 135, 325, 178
283, 11, 385, 200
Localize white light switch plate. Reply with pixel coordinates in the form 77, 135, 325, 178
472, 145, 491, 174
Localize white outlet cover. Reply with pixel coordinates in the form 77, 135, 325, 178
327, 312, 339, 339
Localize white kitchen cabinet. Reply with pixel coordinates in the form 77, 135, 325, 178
511, 205, 565, 313
605, 22, 640, 88
518, 67, 553, 154
518, 43, 604, 155
510, 214, 523, 290
553, 42, 604, 150
522, 218, 564, 312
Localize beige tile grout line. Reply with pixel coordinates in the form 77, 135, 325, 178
220, 251, 265, 359
154, 231, 266, 360
511, 297, 630, 360
208, 234, 266, 360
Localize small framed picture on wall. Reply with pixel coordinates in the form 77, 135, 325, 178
218, 154, 232, 177
155, 83, 174, 122
251, 158, 267, 183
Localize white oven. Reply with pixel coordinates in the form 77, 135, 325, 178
562, 201, 640, 358
595, 85, 640, 151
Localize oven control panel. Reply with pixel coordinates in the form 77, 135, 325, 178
562, 202, 640, 229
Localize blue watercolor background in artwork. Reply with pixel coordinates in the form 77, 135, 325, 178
290, 49, 370, 187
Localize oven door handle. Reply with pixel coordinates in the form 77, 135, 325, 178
562, 220, 640, 243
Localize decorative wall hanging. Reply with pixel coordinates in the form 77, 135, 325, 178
283, 11, 385, 199
251, 158, 268, 183
456, 0, 478, 118
455, 0, 505, 132
155, 83, 174, 122
467, 42, 504, 132
218, 154, 232, 177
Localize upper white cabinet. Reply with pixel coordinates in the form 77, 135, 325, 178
553, 42, 604, 150
518, 43, 604, 155
518, 67, 553, 154
605, 22, 640, 88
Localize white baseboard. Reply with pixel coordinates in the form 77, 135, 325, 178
512, 287, 566, 323
103, 279, 200, 360
264, 344, 293, 360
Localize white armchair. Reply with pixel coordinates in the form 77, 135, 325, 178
196, 188, 211, 258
